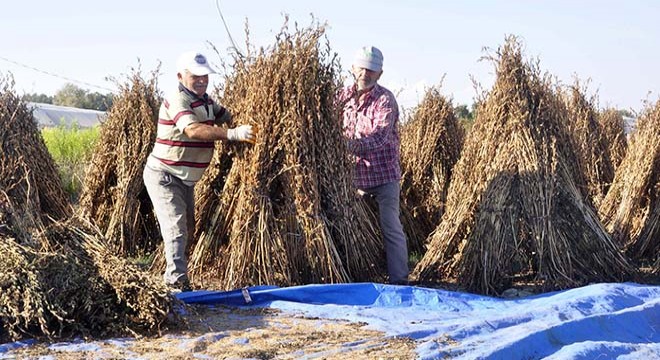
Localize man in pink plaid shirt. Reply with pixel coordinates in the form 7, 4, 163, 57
338, 46, 409, 285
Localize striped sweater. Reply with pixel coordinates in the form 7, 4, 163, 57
146, 85, 231, 183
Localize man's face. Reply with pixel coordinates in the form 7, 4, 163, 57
178, 70, 209, 97
351, 65, 382, 91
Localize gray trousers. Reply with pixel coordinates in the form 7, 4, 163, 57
143, 166, 195, 285
361, 181, 409, 284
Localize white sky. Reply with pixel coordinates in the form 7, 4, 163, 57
1, 0, 658, 112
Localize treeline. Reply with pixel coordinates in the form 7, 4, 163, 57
23, 82, 634, 123
452, 103, 635, 133
22, 83, 114, 111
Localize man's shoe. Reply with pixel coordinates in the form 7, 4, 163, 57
167, 279, 193, 293
389, 279, 409, 286
389, 279, 418, 286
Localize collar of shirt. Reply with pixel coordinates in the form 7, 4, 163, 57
179, 83, 210, 115
178, 83, 208, 102
344, 83, 383, 110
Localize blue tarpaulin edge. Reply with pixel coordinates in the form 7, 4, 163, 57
3, 282, 659, 359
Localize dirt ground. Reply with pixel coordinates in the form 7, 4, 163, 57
3, 305, 417, 360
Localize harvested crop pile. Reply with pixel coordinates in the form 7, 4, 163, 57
0, 75, 71, 233
412, 36, 631, 295
598, 108, 628, 173
1, 75, 178, 343
563, 81, 614, 207
0, 221, 177, 342
188, 22, 384, 289
399, 86, 464, 250
599, 99, 660, 262
77, 70, 162, 256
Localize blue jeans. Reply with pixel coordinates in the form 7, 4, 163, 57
361, 181, 409, 284
143, 166, 195, 285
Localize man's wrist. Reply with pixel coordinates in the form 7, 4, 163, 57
226, 128, 236, 141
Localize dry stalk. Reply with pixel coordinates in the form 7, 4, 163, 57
1, 217, 179, 342
189, 20, 384, 289
77, 69, 162, 256
412, 36, 632, 295
1, 74, 178, 343
562, 80, 614, 207
598, 108, 628, 175
399, 86, 464, 250
0, 74, 71, 231
599, 99, 660, 261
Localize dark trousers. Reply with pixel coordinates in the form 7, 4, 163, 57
361, 181, 409, 284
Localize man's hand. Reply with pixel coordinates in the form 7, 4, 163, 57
227, 125, 256, 143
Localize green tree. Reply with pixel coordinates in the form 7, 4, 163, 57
455, 103, 476, 133
454, 104, 473, 121
54, 83, 89, 108
53, 83, 113, 111
471, 102, 479, 119
85, 91, 113, 111
22, 92, 53, 104
617, 109, 635, 118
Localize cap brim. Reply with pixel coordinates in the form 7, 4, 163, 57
187, 65, 216, 76
353, 59, 382, 72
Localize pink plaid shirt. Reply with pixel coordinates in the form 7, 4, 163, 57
339, 83, 401, 189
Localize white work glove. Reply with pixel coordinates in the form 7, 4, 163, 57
227, 125, 256, 143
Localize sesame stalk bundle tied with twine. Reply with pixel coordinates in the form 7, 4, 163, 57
598, 108, 628, 174
399, 86, 464, 249
599, 99, 660, 263
77, 69, 162, 257
562, 81, 615, 208
0, 74, 71, 234
412, 36, 632, 295
188, 21, 384, 289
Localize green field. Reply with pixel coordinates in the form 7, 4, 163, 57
41, 122, 99, 201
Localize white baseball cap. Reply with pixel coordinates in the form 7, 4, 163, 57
353, 46, 383, 72
176, 51, 216, 76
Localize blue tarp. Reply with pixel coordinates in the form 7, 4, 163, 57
2, 282, 659, 359
178, 282, 660, 359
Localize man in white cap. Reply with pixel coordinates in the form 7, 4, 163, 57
338, 46, 409, 285
143, 51, 256, 292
